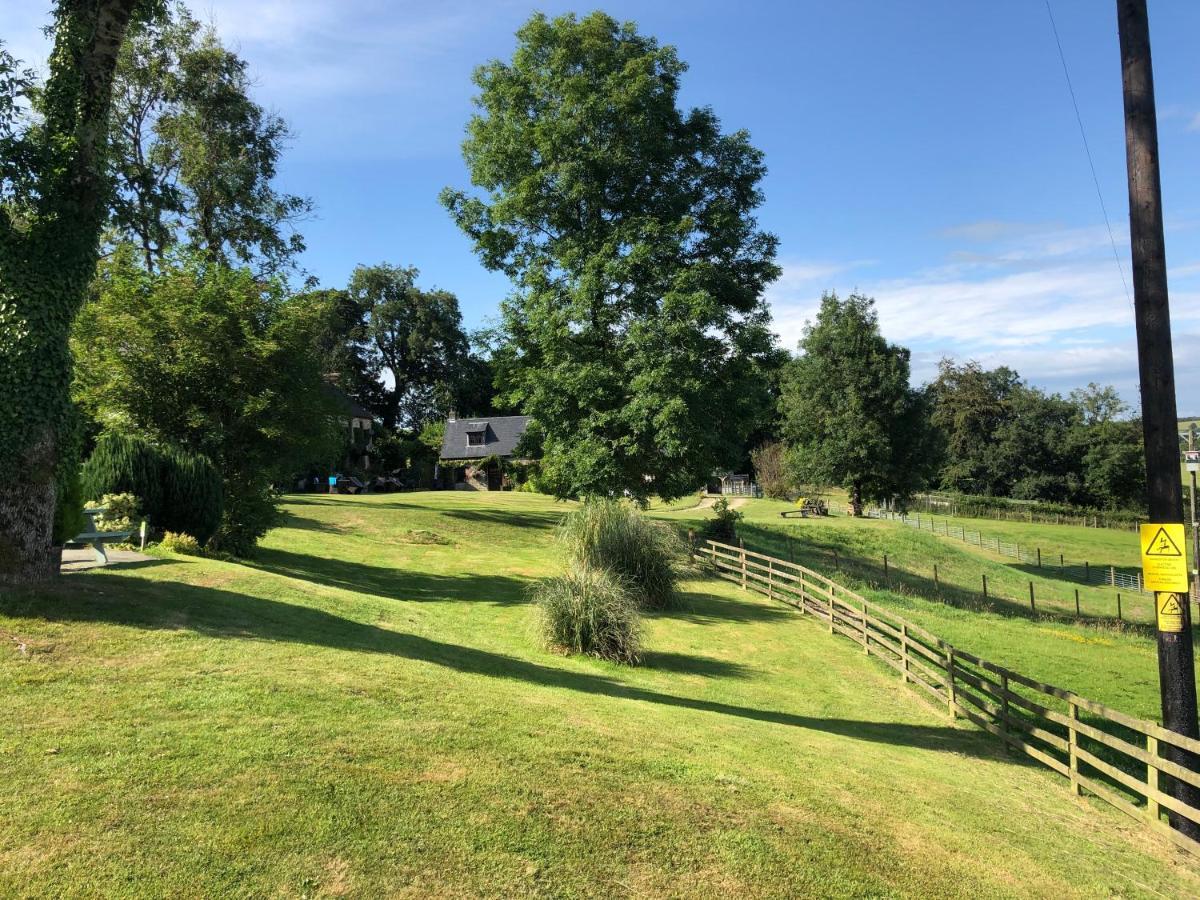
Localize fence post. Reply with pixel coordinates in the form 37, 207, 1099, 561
767, 557, 774, 600
1060, 553, 1064, 567
1000, 673, 1011, 753
982, 574, 988, 600
860, 602, 869, 654
900, 624, 910, 684
945, 648, 957, 720
933, 564, 939, 592
687, 529, 696, 561
883, 554, 889, 580
1037, 547, 1042, 568
1068, 702, 1081, 796
1117, 593, 1122, 621
833, 549, 839, 571
1029, 582, 1035, 612
1084, 560, 1090, 583
1075, 588, 1080, 616
739, 539, 746, 590
1147, 735, 1161, 824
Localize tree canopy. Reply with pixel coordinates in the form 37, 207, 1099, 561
73, 250, 341, 554
442, 11, 780, 501
106, 1, 311, 273
779, 293, 933, 514
346, 264, 471, 432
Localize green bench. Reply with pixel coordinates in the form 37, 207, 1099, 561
68, 507, 134, 565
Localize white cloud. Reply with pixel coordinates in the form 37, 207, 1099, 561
764, 221, 1200, 408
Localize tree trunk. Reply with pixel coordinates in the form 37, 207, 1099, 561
0, 0, 140, 584
850, 481, 863, 517
0, 431, 61, 585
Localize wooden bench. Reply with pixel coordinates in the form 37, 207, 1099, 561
780, 499, 828, 519
68, 507, 134, 565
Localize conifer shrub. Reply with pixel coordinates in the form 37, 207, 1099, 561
80, 432, 223, 545
160, 446, 223, 546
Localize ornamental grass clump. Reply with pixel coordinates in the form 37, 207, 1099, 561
557, 499, 686, 610
533, 567, 641, 664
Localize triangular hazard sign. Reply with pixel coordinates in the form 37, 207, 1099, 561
1145, 527, 1183, 557
1161, 595, 1185, 615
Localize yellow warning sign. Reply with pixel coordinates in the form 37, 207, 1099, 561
1157, 592, 1185, 633
1140, 523, 1189, 592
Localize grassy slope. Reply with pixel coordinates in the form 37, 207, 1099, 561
650, 498, 1196, 721
0, 491, 1195, 897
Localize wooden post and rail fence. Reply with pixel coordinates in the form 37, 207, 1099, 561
697, 536, 1200, 856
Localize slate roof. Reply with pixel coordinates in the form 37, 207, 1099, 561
440, 415, 531, 461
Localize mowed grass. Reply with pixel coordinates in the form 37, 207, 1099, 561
651, 498, 1196, 720
0, 492, 1196, 897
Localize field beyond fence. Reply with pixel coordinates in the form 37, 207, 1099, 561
697, 537, 1200, 856
865, 506, 1158, 597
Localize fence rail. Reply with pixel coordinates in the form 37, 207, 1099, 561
864, 507, 1153, 596
698, 537, 1200, 856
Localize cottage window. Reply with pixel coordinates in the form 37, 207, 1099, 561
467, 430, 486, 446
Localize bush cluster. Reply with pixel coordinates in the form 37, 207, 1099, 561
557, 499, 685, 610
533, 567, 641, 664
84, 492, 141, 534
702, 497, 742, 543
159, 531, 202, 555
534, 499, 688, 664
80, 432, 223, 546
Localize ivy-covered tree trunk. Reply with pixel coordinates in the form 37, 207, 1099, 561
0, 1, 142, 585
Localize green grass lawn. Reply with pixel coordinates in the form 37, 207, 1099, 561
650, 498, 1197, 720
2, 491, 1198, 897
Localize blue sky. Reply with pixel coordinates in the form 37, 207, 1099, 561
5, 1, 1200, 409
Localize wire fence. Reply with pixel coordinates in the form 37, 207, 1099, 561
863, 506, 1152, 596
748, 525, 1146, 625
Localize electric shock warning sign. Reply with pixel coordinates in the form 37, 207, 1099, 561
1157, 593, 1185, 633
1140, 523, 1189, 593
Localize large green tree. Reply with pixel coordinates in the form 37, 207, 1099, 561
347, 264, 470, 432
106, 1, 311, 273
1, 2, 152, 584
927, 359, 1023, 496
779, 293, 933, 515
72, 250, 341, 554
441, 12, 780, 501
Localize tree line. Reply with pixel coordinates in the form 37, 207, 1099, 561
764, 293, 1146, 516
0, 5, 1152, 582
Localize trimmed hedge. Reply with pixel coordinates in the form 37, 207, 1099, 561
81, 432, 223, 545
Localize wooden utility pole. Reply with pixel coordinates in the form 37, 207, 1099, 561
1116, 0, 1200, 838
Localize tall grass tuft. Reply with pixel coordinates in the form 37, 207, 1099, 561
558, 499, 686, 610
533, 567, 641, 664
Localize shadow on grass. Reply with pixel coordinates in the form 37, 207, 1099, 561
244, 547, 531, 606
438, 508, 565, 530
2, 573, 1023, 764
647, 588, 793, 625
639, 650, 755, 679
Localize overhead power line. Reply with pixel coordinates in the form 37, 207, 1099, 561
1044, 0, 1134, 314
